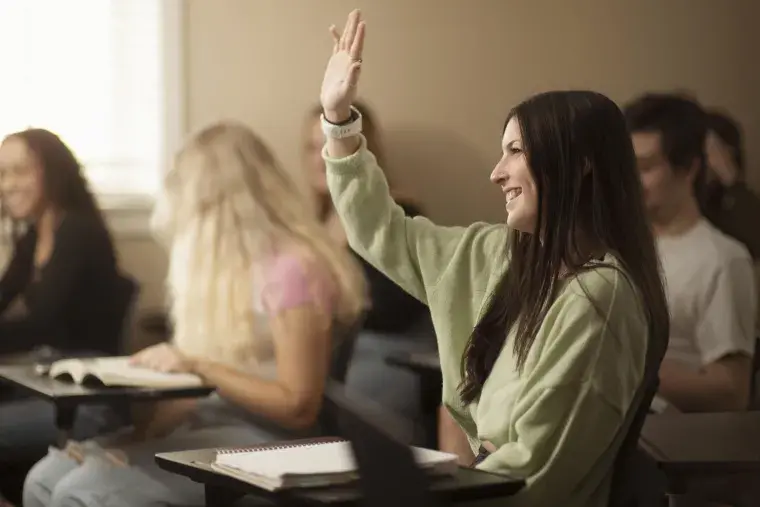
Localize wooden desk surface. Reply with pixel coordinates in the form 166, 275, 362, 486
156, 447, 524, 506
641, 412, 760, 475
0, 364, 214, 406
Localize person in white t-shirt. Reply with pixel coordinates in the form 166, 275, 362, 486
625, 93, 757, 412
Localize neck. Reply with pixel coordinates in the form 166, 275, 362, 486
651, 196, 702, 238
35, 207, 59, 239
565, 229, 606, 273
545, 226, 607, 279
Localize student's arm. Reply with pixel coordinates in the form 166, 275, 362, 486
472, 273, 649, 506
0, 231, 35, 317
659, 257, 757, 412
187, 256, 334, 430
190, 304, 330, 429
324, 135, 505, 304
0, 216, 109, 353
438, 405, 475, 466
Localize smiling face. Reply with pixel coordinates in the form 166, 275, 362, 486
490, 117, 539, 233
0, 136, 47, 220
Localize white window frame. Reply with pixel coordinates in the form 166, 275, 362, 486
0, 1, 185, 238
102, 0, 185, 237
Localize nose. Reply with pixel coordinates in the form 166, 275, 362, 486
490, 160, 507, 186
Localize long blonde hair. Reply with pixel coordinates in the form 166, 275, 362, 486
151, 121, 368, 367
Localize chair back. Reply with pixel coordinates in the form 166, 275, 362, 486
749, 337, 760, 409
319, 315, 363, 434
606, 328, 669, 507
328, 321, 362, 384
108, 273, 140, 355
321, 382, 443, 507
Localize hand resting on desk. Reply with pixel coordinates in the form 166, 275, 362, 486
130, 343, 194, 374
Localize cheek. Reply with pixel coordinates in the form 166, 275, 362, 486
27, 174, 46, 203
638, 172, 658, 193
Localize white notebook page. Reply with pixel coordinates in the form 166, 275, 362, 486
217, 441, 456, 478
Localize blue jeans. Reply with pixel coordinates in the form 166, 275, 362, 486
344, 330, 437, 444
23, 396, 300, 507
0, 396, 125, 466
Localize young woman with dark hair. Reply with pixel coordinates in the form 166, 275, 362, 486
0, 129, 124, 501
0, 128, 119, 353
703, 110, 760, 259
318, 11, 669, 507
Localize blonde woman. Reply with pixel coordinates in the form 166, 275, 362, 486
22, 121, 368, 507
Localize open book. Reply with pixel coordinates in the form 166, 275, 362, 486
48, 356, 204, 388
210, 439, 459, 491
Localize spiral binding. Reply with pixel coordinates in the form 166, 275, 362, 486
216, 438, 345, 455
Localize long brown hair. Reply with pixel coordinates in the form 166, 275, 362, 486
459, 91, 669, 403
3, 128, 108, 228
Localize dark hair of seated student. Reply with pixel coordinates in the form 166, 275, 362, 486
304, 101, 428, 333
702, 110, 760, 259
0, 128, 122, 357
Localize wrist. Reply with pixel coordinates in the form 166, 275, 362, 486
324, 107, 352, 125
321, 106, 363, 140
190, 358, 212, 380
185, 357, 201, 375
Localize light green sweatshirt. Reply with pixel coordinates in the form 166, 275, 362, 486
324, 137, 649, 507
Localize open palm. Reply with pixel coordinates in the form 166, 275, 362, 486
320, 9, 365, 123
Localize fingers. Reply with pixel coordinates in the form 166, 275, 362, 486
349, 21, 365, 61
338, 9, 357, 49
346, 60, 362, 88
104, 449, 129, 468
342, 10, 360, 51
329, 25, 340, 54
64, 441, 86, 464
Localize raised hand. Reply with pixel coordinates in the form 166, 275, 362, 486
320, 9, 365, 124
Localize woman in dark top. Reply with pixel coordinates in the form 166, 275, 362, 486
0, 129, 125, 496
702, 111, 760, 259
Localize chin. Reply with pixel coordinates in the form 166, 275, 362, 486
6, 207, 30, 221
506, 215, 536, 234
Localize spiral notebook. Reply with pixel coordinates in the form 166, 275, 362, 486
210, 437, 458, 491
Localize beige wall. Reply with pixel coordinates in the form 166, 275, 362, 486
127, 0, 760, 312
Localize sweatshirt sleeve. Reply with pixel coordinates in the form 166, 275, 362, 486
324, 136, 505, 305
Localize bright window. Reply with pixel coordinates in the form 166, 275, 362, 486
0, 0, 182, 202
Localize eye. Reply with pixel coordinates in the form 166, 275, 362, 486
508, 146, 523, 155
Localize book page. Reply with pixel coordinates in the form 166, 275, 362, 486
92, 357, 202, 387
47, 356, 202, 388
49, 358, 89, 383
